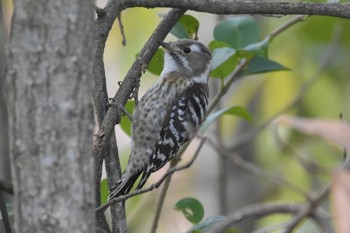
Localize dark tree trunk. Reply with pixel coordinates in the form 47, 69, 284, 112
0, 0, 10, 187
5, 0, 96, 232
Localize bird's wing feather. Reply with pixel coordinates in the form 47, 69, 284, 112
136, 83, 208, 189
108, 170, 142, 199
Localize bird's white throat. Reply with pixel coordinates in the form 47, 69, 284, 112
160, 52, 181, 76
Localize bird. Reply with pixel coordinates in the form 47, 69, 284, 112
109, 39, 212, 199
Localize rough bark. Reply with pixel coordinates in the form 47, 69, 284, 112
0, 0, 10, 188
6, 0, 95, 232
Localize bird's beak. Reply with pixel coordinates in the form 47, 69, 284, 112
158, 41, 172, 51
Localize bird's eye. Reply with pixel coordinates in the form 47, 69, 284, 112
183, 47, 191, 53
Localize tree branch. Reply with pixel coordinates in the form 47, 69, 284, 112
94, 8, 186, 154
227, 14, 341, 152
91, 1, 345, 231
122, 0, 350, 19
143, 13, 311, 230
93, 6, 185, 232
93, 1, 125, 231
0, 180, 13, 195
149, 168, 172, 233
93, 12, 187, 228
206, 137, 309, 197
207, 60, 249, 115
281, 184, 330, 233
105, 136, 127, 233
150, 139, 206, 233
96, 138, 204, 212
207, 203, 333, 233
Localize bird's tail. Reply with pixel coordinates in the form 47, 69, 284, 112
108, 171, 141, 200
135, 167, 152, 190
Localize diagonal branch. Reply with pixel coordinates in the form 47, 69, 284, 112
227, 17, 341, 152
205, 138, 332, 233
95, 138, 204, 213
281, 184, 330, 233
150, 139, 206, 233
122, 0, 350, 19
206, 137, 309, 197
207, 203, 333, 233
94, 8, 186, 155
93, 6, 186, 232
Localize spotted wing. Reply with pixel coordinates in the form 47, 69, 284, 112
136, 83, 209, 189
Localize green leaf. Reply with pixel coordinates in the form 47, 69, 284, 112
171, 15, 200, 39
214, 16, 260, 49
120, 100, 135, 136
243, 56, 289, 76
175, 197, 204, 224
186, 216, 225, 233
211, 48, 236, 70
242, 37, 269, 58
171, 22, 188, 39
210, 48, 237, 79
100, 179, 108, 204
147, 48, 164, 76
208, 40, 232, 51
200, 106, 252, 132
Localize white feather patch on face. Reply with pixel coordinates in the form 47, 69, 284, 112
160, 52, 178, 76
189, 44, 201, 52
191, 61, 212, 84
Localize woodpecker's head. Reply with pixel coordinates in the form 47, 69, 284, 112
159, 39, 212, 83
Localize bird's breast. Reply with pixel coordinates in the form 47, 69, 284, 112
130, 78, 189, 156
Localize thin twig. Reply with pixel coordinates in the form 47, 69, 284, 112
208, 14, 308, 116
0, 191, 12, 233
281, 184, 330, 233
210, 76, 227, 214
273, 127, 330, 176
256, 23, 342, 183
149, 171, 172, 233
146, 13, 313, 231
93, 8, 186, 162
150, 139, 206, 233
95, 6, 106, 18
228, 16, 341, 152
207, 203, 333, 233
107, 99, 133, 121
105, 135, 127, 233
207, 60, 249, 115
206, 137, 309, 197
93, 8, 186, 231
96, 138, 205, 212
117, 13, 126, 46
267, 15, 308, 40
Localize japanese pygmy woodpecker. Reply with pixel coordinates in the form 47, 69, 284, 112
109, 39, 212, 199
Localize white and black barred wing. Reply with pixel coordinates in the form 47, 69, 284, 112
136, 83, 209, 189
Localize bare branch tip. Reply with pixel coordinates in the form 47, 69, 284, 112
95, 6, 106, 18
